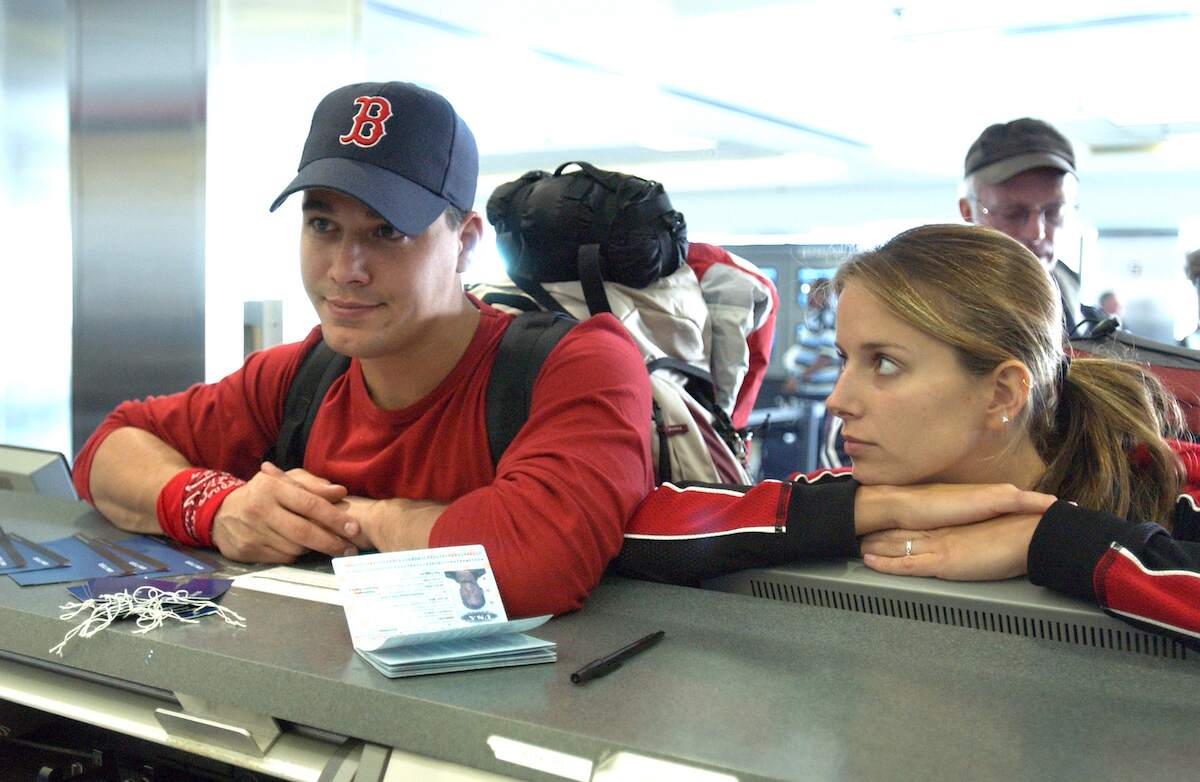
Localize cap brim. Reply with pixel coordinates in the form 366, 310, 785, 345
269, 157, 449, 235
972, 152, 1076, 186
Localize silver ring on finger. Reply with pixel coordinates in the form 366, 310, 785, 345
904, 539, 913, 557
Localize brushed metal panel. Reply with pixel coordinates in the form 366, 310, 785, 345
69, 0, 207, 453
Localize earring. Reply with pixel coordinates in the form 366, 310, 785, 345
1001, 414, 1010, 424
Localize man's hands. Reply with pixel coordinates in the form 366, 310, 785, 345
851, 483, 1057, 581
210, 462, 360, 563
210, 462, 446, 563
339, 495, 445, 553
858, 513, 1043, 581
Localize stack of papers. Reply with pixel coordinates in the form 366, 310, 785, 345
332, 545, 555, 678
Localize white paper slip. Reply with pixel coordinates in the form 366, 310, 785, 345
332, 544, 556, 676
231, 566, 341, 605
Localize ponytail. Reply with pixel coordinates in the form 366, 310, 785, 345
1033, 357, 1184, 526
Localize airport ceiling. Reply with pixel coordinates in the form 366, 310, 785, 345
365, 0, 1200, 192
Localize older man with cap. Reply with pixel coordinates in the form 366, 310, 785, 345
818, 119, 1094, 471
1182, 249, 1200, 350
72, 81, 654, 617
959, 118, 1100, 335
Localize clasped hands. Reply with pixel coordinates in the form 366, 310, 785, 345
210, 462, 441, 563
853, 483, 1058, 581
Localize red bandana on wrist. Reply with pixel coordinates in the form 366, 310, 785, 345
156, 468, 245, 548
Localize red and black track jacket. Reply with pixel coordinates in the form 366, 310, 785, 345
613, 440, 1200, 649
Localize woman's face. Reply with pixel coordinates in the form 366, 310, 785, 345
826, 281, 996, 486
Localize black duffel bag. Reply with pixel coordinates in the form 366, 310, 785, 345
486, 161, 687, 315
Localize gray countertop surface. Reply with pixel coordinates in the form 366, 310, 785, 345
2, 491, 1199, 782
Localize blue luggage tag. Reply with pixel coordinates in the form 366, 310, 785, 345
0, 532, 69, 573
67, 576, 232, 617
0, 524, 25, 570
11, 534, 218, 585
52, 576, 243, 656
10, 535, 123, 585
132, 537, 222, 574
97, 535, 218, 577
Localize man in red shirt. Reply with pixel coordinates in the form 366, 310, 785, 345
73, 82, 654, 617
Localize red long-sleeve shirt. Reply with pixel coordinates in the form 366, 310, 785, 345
74, 304, 654, 617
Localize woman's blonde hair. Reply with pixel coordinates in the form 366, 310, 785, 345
834, 223, 1183, 524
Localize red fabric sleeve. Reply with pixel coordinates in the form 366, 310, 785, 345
1170, 438, 1200, 502
1093, 543, 1200, 646
1026, 439, 1200, 649
612, 470, 859, 585
685, 243, 779, 429
72, 329, 322, 504
1029, 497, 1200, 649
428, 316, 654, 618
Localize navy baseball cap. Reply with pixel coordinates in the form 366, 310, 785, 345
964, 118, 1076, 186
270, 81, 478, 235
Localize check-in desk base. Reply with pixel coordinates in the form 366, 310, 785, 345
0, 653, 519, 781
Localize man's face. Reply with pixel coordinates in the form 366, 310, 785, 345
968, 169, 1076, 271
1099, 293, 1121, 316
454, 571, 486, 609
300, 188, 472, 360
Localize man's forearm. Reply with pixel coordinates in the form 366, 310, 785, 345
88, 426, 192, 534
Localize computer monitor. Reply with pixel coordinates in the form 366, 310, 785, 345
0, 445, 78, 500
704, 560, 1195, 663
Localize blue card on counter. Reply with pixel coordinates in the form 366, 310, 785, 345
0, 525, 26, 570
115, 536, 218, 576
9, 534, 214, 586
10, 535, 134, 584
0, 528, 69, 575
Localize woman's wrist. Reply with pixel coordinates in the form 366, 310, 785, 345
853, 485, 898, 536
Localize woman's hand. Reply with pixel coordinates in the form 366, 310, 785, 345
858, 513, 1043, 581
854, 483, 1056, 536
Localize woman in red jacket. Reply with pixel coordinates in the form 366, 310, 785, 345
614, 223, 1200, 648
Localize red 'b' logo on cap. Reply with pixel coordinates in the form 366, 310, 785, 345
339, 96, 393, 148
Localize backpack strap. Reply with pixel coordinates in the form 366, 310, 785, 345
267, 313, 575, 475
479, 291, 541, 312
486, 311, 578, 468
509, 271, 573, 316
268, 340, 351, 471
646, 357, 716, 406
650, 399, 672, 481
646, 356, 747, 466
577, 244, 613, 315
